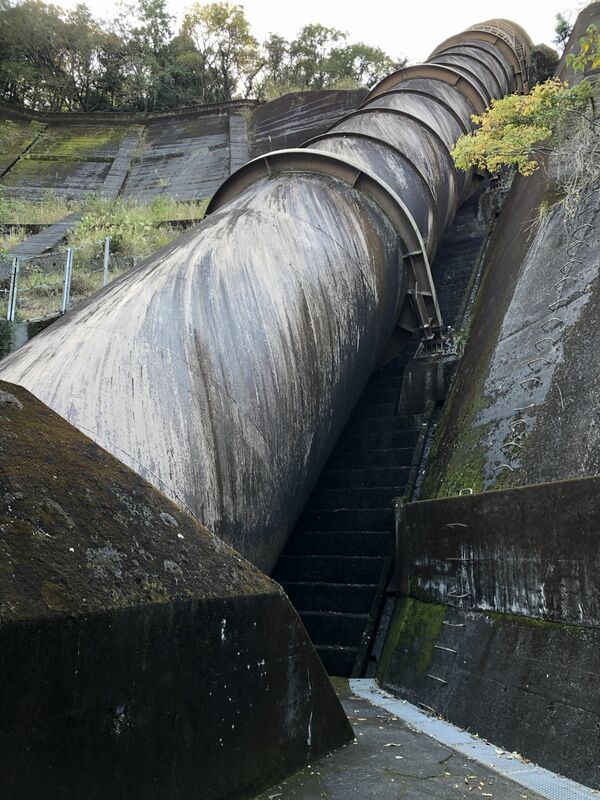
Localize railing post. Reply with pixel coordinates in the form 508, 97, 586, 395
102, 236, 110, 286
61, 248, 73, 313
7, 257, 20, 322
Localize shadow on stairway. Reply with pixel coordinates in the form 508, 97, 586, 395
272, 192, 496, 677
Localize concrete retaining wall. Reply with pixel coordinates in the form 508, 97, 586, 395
402, 477, 600, 627
379, 475, 600, 787
249, 89, 367, 156
0, 316, 57, 358
379, 597, 600, 788
0, 90, 366, 204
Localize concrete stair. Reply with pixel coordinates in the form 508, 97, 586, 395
272, 193, 492, 677
272, 348, 423, 676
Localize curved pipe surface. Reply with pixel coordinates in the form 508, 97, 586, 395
0, 20, 531, 573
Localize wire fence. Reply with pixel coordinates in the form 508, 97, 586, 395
0, 237, 133, 322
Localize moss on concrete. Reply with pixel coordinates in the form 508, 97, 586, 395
0, 380, 278, 622
437, 436, 486, 497
377, 597, 446, 682
29, 125, 128, 160
422, 371, 490, 498
1, 158, 84, 185
419, 159, 585, 501
408, 576, 437, 603
485, 609, 583, 635
419, 219, 503, 500
0, 120, 44, 156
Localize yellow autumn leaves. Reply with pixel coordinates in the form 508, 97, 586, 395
451, 25, 598, 177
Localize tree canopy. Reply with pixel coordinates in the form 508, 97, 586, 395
451, 25, 599, 177
0, 0, 405, 112
553, 12, 573, 54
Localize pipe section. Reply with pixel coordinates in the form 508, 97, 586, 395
0, 20, 531, 573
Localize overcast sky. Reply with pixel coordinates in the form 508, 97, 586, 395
60, 0, 587, 63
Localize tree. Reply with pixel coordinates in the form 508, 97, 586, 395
553, 13, 573, 54
262, 34, 290, 87
451, 27, 598, 178
256, 26, 403, 99
325, 43, 399, 88
0, 0, 70, 109
62, 4, 104, 110
0, 0, 402, 110
93, 31, 129, 110
451, 78, 594, 176
181, 2, 259, 102
567, 23, 600, 72
286, 24, 346, 89
112, 0, 174, 111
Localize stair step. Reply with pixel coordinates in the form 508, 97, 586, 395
284, 530, 392, 556
344, 415, 422, 436
327, 447, 415, 470
440, 264, 471, 277
317, 467, 410, 490
315, 645, 357, 677
368, 367, 408, 381
359, 386, 402, 404
279, 581, 378, 613
439, 288, 470, 300
352, 401, 397, 418
364, 375, 404, 389
307, 486, 404, 511
335, 430, 419, 453
274, 554, 386, 583
296, 507, 392, 532
437, 243, 481, 256
373, 352, 414, 370
300, 610, 369, 648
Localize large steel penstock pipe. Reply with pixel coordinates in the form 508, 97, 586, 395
0, 20, 531, 573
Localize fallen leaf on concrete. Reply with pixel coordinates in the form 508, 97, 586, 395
384, 743, 402, 748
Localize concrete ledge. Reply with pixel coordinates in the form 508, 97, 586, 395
401, 476, 600, 626
0, 381, 352, 799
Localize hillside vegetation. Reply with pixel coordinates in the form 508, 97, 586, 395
0, 0, 405, 111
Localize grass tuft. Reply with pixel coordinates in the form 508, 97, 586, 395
1, 193, 208, 320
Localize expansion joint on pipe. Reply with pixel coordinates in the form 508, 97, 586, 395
429, 28, 526, 92
358, 88, 471, 134
364, 64, 489, 112
301, 129, 440, 251
206, 148, 443, 342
